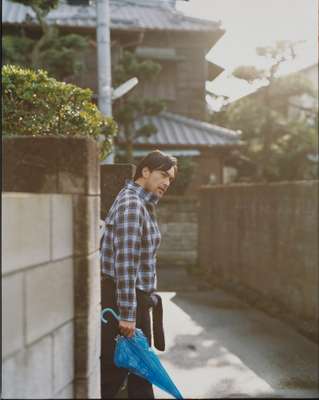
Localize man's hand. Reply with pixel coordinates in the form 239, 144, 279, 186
119, 320, 136, 338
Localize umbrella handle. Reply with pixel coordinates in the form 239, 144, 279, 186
101, 308, 120, 324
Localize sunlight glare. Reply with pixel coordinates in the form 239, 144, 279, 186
177, 0, 318, 100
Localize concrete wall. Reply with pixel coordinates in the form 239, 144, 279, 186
157, 196, 199, 267
199, 181, 319, 332
2, 137, 101, 399
2, 193, 74, 399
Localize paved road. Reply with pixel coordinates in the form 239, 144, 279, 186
152, 287, 319, 399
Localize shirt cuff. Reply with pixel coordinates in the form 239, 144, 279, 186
119, 306, 136, 322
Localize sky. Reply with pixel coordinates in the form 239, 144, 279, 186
177, 0, 318, 108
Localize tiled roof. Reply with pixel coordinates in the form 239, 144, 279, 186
2, 0, 222, 32
118, 112, 241, 148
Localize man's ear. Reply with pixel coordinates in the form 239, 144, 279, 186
142, 167, 151, 179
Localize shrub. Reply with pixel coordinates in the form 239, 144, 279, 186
2, 65, 117, 160
167, 156, 196, 195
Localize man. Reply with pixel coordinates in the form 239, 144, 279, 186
101, 150, 177, 399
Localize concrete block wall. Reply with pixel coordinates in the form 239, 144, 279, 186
156, 196, 199, 267
3, 137, 101, 398
99, 164, 135, 398
199, 181, 319, 334
2, 193, 74, 399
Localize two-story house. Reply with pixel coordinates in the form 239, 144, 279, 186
3, 0, 242, 188
287, 62, 318, 124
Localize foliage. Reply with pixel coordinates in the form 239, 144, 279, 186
2, 65, 117, 160
113, 51, 162, 85
233, 65, 265, 83
37, 32, 89, 80
10, 0, 59, 13
274, 118, 318, 180
3, 35, 34, 67
211, 40, 317, 182
166, 157, 196, 195
3, 0, 89, 81
233, 40, 299, 82
112, 51, 166, 162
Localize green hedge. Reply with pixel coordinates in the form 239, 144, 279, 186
2, 65, 117, 160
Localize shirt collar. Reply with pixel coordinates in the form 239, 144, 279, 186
125, 179, 160, 205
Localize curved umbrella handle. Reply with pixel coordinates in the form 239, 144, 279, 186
101, 307, 120, 324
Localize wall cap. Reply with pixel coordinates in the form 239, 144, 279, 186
200, 180, 319, 191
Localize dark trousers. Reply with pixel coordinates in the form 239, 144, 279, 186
101, 277, 154, 399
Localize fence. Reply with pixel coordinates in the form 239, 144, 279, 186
199, 180, 319, 338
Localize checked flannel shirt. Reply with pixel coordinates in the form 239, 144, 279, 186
101, 180, 161, 322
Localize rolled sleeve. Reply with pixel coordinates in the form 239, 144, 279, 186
113, 200, 143, 321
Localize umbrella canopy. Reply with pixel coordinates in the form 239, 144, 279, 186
101, 308, 183, 399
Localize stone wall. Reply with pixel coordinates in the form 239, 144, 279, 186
2, 137, 101, 399
199, 181, 319, 336
156, 196, 199, 267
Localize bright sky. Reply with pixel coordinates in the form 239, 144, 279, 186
177, 0, 318, 106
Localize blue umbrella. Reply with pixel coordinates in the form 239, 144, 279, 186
101, 308, 183, 399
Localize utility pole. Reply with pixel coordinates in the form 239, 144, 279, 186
96, 0, 113, 163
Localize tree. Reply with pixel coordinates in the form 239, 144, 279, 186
273, 116, 318, 180
210, 40, 317, 181
112, 51, 166, 162
3, 0, 89, 81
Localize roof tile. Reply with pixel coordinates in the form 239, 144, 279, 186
119, 112, 242, 147
2, 0, 221, 32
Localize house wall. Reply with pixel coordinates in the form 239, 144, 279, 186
199, 181, 319, 337
2, 137, 101, 399
303, 64, 319, 90
77, 28, 213, 120
129, 32, 212, 120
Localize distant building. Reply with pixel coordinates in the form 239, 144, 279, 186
287, 63, 318, 125
3, 0, 242, 188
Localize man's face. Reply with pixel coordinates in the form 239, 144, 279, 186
143, 166, 176, 197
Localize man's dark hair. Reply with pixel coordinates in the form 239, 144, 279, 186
134, 150, 178, 181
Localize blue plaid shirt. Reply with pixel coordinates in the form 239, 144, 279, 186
101, 180, 161, 321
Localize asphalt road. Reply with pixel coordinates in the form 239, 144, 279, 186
153, 289, 319, 399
